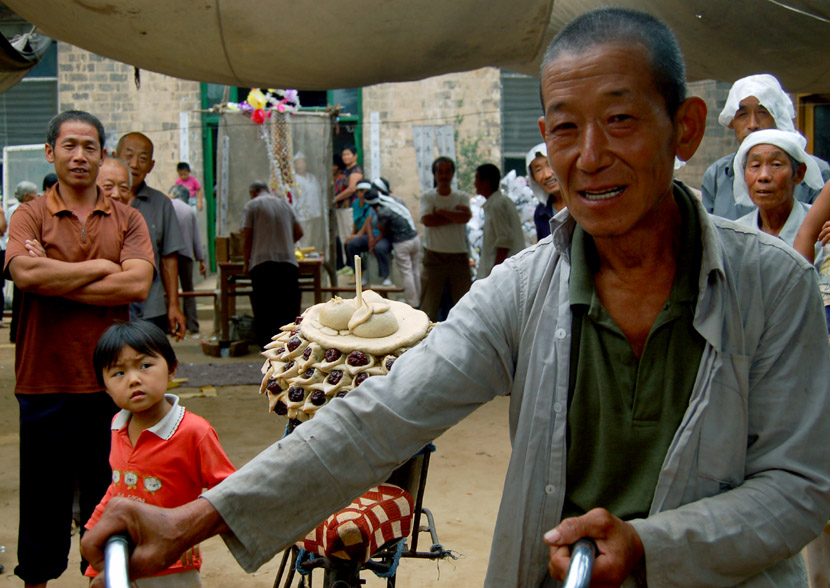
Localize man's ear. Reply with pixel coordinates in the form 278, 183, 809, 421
44, 143, 55, 164
538, 116, 546, 140
793, 162, 807, 185
674, 96, 707, 163
148, 159, 156, 175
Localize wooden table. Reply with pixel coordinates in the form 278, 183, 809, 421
217, 257, 324, 341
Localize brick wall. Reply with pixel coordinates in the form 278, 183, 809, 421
362, 74, 741, 212
675, 80, 737, 189
361, 67, 502, 219
57, 42, 203, 194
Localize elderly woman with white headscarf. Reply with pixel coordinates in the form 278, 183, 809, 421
734, 129, 826, 254
702, 74, 830, 220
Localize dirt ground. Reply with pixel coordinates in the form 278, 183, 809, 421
0, 294, 512, 587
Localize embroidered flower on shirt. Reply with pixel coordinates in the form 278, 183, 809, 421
143, 476, 162, 494
124, 471, 138, 489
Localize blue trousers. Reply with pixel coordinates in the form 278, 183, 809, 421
345, 235, 391, 278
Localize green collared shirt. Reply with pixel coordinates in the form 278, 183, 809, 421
563, 189, 705, 521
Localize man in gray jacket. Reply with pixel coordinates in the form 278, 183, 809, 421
83, 9, 830, 588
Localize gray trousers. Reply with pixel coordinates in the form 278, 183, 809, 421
177, 254, 199, 334
419, 248, 471, 322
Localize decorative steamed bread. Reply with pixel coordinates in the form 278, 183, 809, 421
259, 289, 432, 423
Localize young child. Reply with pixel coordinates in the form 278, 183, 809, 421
85, 321, 235, 587
175, 162, 204, 211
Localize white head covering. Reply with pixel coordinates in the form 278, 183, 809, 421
367, 177, 416, 232
525, 142, 551, 206
732, 129, 824, 207
372, 177, 390, 195
718, 74, 796, 133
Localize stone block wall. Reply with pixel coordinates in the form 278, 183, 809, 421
56, 42, 203, 194
361, 67, 502, 219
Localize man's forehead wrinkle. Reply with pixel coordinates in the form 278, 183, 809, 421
544, 84, 637, 117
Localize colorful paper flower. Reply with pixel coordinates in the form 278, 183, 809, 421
247, 88, 267, 110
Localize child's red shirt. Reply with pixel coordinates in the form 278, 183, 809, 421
85, 394, 236, 578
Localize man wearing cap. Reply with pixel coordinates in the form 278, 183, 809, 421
344, 181, 392, 285
366, 180, 421, 305
702, 74, 830, 220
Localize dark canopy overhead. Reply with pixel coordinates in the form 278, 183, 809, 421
0, 30, 51, 93
5, 0, 830, 92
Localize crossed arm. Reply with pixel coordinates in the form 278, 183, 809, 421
421, 205, 471, 227
9, 240, 153, 306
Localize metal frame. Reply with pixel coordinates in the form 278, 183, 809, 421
272, 446, 451, 588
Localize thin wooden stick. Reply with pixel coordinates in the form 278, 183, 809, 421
354, 255, 364, 306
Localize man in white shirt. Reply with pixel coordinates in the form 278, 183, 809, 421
418, 156, 471, 321
474, 163, 526, 279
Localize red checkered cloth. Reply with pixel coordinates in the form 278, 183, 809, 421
298, 484, 414, 562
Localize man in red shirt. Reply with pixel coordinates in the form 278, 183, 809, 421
5, 110, 154, 588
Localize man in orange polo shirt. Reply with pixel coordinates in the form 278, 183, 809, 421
5, 110, 154, 588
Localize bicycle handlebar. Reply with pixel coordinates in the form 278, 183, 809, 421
562, 538, 597, 588
104, 534, 132, 588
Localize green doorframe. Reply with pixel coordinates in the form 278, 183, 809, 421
200, 83, 238, 271
328, 89, 363, 166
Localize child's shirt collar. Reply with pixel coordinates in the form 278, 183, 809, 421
111, 393, 186, 441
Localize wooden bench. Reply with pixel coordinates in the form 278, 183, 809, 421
320, 284, 404, 299
178, 290, 218, 300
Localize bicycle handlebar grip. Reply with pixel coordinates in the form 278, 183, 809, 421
562, 537, 597, 588
104, 533, 132, 588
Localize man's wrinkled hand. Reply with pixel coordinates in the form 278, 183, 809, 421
81, 498, 190, 586
544, 508, 644, 588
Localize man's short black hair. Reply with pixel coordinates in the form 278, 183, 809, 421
177, 162, 190, 172
431, 156, 456, 175
249, 180, 269, 194
476, 163, 501, 191
46, 110, 106, 150
42, 173, 58, 191
93, 321, 178, 387
541, 7, 686, 117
